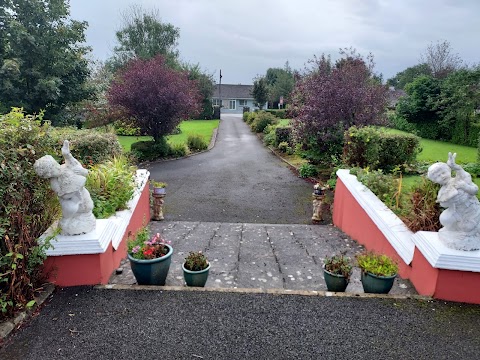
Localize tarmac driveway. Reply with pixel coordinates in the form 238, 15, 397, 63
147, 115, 314, 224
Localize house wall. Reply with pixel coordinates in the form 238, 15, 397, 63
213, 98, 268, 114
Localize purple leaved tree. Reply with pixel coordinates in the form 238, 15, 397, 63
107, 55, 201, 142
290, 49, 388, 163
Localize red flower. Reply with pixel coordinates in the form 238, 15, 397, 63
143, 248, 154, 256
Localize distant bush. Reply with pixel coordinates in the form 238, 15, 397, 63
387, 112, 417, 134
67, 132, 123, 166
244, 112, 256, 125
277, 141, 290, 153
131, 139, 171, 162
170, 143, 189, 157
275, 126, 292, 146
187, 134, 208, 151
343, 126, 421, 171
113, 120, 141, 136
250, 111, 277, 133
263, 125, 276, 146
265, 109, 287, 118
299, 163, 318, 178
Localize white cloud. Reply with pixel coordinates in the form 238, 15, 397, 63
69, 0, 480, 84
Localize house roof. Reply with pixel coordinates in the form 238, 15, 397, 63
387, 89, 406, 107
213, 84, 253, 99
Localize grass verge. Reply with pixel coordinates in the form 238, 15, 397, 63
117, 120, 219, 152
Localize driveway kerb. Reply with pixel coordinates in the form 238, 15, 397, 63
97, 283, 431, 302
0, 284, 55, 340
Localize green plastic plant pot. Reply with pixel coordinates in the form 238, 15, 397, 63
361, 271, 396, 294
323, 266, 349, 292
182, 262, 211, 287
128, 245, 173, 285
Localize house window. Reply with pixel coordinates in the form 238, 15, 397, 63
239, 99, 248, 106
212, 99, 221, 106
229, 100, 236, 110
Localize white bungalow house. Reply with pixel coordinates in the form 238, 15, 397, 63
212, 84, 267, 114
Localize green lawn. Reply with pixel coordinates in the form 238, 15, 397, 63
117, 120, 219, 151
384, 128, 477, 163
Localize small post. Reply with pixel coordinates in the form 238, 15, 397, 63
152, 193, 165, 221
312, 184, 325, 222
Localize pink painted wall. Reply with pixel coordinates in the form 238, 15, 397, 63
333, 178, 411, 278
43, 180, 151, 286
333, 176, 480, 304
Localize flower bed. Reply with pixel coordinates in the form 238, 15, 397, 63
41, 170, 151, 286
333, 169, 480, 304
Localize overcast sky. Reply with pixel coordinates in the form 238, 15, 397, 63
69, 0, 479, 84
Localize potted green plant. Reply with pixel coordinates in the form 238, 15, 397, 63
323, 254, 352, 292
356, 251, 398, 294
152, 181, 167, 195
127, 226, 173, 285
182, 251, 210, 287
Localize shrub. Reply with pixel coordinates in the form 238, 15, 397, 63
265, 109, 287, 118
250, 111, 277, 133
86, 156, 137, 219
131, 139, 171, 162
263, 125, 276, 146
113, 120, 141, 136
187, 134, 208, 151
299, 163, 318, 178
343, 126, 421, 171
377, 133, 421, 170
277, 141, 290, 153
275, 126, 292, 146
170, 143, 189, 157
463, 163, 480, 178
343, 126, 381, 169
244, 112, 256, 125
0, 108, 60, 319
387, 112, 417, 134
170, 125, 182, 135
415, 121, 440, 140
352, 168, 400, 208
51, 128, 123, 166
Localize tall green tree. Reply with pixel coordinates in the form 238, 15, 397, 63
437, 68, 480, 145
386, 63, 431, 90
252, 77, 268, 109
0, 0, 92, 118
265, 63, 295, 105
396, 75, 442, 139
182, 63, 215, 120
107, 6, 180, 71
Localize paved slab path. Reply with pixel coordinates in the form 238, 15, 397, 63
147, 115, 314, 224
110, 221, 416, 295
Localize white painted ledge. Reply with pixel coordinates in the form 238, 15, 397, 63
413, 232, 480, 272
42, 169, 150, 256
336, 169, 415, 265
